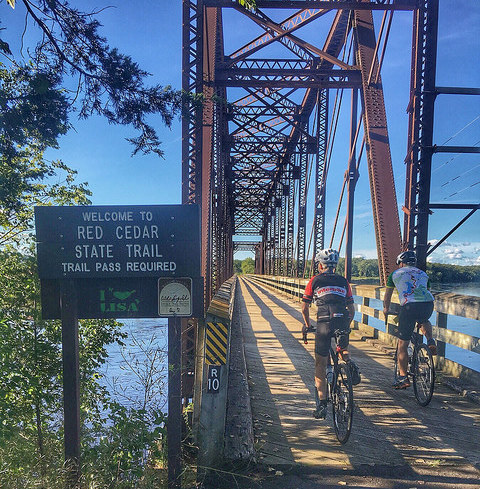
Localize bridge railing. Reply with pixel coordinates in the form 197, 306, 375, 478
194, 275, 238, 472
246, 274, 480, 384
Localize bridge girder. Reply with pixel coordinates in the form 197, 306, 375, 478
182, 0, 438, 306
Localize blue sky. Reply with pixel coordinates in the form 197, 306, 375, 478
3, 0, 479, 265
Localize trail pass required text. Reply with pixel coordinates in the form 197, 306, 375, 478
35, 205, 200, 279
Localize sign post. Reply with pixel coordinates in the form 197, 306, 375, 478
60, 280, 80, 485
35, 205, 202, 489
168, 316, 182, 489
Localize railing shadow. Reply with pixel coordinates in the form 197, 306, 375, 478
240, 277, 480, 473
235, 279, 296, 465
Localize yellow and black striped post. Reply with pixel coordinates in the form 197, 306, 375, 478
205, 322, 228, 365
197, 277, 236, 474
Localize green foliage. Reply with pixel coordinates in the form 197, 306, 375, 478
336, 258, 480, 283
0, 248, 133, 487
82, 403, 167, 489
0, 247, 170, 487
0, 64, 69, 160
0, 64, 92, 245
241, 257, 255, 274
233, 259, 242, 274
427, 262, 480, 283
1, 2, 183, 157
336, 257, 380, 278
237, 0, 257, 10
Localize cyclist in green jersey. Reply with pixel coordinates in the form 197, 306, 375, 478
383, 250, 437, 389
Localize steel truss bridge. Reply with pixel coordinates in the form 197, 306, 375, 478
180, 0, 479, 401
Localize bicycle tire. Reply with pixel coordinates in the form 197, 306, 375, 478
412, 344, 435, 406
332, 363, 353, 444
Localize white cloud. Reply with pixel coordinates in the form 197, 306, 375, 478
353, 241, 480, 266
428, 240, 480, 266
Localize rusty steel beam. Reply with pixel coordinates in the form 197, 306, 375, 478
353, 7, 402, 285
181, 0, 205, 407
313, 90, 328, 263
229, 8, 330, 61
205, 0, 417, 8
215, 79, 361, 89
404, 0, 439, 270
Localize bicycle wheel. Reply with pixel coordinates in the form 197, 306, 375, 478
331, 363, 353, 444
412, 344, 435, 406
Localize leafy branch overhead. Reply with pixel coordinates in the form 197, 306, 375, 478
237, 0, 257, 11
1, 0, 184, 157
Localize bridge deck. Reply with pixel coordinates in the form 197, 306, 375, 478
237, 277, 480, 476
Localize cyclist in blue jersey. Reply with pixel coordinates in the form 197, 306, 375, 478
383, 250, 437, 389
302, 249, 360, 419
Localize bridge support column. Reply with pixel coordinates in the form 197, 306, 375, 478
195, 277, 236, 482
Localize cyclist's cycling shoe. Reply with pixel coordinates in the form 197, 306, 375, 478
306, 325, 316, 333
392, 375, 411, 389
427, 338, 437, 355
348, 360, 361, 385
313, 389, 327, 419
313, 401, 328, 419
313, 403, 327, 419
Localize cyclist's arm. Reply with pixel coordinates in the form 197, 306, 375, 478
347, 302, 355, 323
301, 301, 311, 332
302, 277, 315, 332
383, 287, 394, 317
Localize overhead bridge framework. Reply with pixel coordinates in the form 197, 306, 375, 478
181, 0, 479, 308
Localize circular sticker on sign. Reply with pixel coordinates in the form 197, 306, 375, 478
158, 279, 192, 316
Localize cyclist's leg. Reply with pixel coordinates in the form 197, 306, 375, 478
417, 302, 436, 353
314, 322, 330, 399
396, 339, 409, 377
314, 353, 328, 399
419, 320, 433, 339
396, 305, 416, 381
338, 343, 361, 385
313, 322, 330, 418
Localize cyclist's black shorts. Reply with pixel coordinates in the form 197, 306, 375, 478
397, 301, 434, 341
315, 320, 349, 356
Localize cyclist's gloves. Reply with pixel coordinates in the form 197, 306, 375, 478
302, 325, 308, 344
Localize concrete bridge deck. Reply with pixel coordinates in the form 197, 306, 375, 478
236, 276, 480, 486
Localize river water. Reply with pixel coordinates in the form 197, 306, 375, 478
101, 282, 479, 405
357, 282, 480, 373
101, 318, 168, 410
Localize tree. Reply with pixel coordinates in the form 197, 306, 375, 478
241, 257, 255, 274
0, 249, 127, 486
1, 1, 183, 158
0, 63, 87, 243
0, 1, 188, 244
233, 259, 242, 274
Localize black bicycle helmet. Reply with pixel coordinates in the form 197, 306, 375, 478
396, 250, 416, 266
315, 248, 339, 267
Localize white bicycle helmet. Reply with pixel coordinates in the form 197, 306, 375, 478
315, 248, 339, 267
396, 250, 416, 266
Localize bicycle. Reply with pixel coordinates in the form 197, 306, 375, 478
386, 312, 435, 406
303, 328, 354, 444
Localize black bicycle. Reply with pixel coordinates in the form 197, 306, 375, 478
387, 314, 435, 406
303, 328, 354, 444
328, 329, 354, 443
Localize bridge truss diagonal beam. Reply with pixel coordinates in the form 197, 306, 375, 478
183, 0, 430, 309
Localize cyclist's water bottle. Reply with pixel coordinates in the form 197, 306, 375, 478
326, 365, 334, 384
407, 342, 414, 358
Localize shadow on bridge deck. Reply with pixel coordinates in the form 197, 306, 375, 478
235, 277, 480, 486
